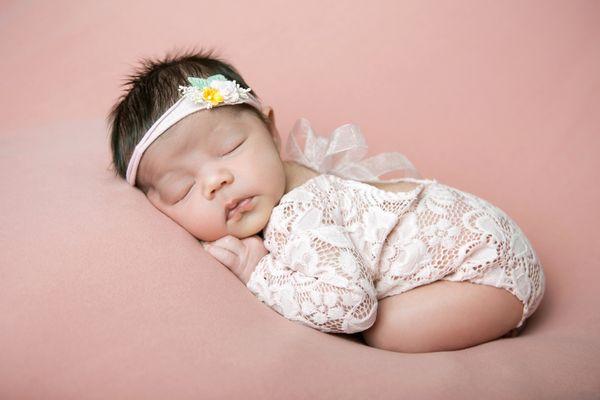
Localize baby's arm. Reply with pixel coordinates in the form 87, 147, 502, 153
204, 230, 378, 334
245, 226, 378, 334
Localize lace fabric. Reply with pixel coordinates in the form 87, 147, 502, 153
246, 174, 545, 334
245, 119, 545, 334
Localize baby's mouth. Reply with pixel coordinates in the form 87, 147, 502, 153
226, 197, 254, 221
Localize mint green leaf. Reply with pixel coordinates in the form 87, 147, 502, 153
206, 74, 226, 84
187, 77, 208, 89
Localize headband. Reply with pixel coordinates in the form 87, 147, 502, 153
125, 74, 263, 186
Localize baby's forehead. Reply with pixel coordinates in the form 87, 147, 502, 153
181, 106, 257, 135
159, 107, 241, 142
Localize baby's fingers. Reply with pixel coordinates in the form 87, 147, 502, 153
208, 235, 245, 256
204, 244, 238, 269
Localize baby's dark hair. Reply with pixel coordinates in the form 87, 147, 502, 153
107, 46, 269, 190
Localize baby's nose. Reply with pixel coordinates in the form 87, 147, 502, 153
208, 180, 226, 195
204, 175, 233, 198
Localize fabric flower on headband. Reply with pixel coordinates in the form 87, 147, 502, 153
178, 74, 253, 108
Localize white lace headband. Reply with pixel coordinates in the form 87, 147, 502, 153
125, 74, 263, 186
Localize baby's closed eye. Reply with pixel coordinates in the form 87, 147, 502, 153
221, 139, 245, 156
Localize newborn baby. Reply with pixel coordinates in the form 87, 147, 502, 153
108, 50, 545, 353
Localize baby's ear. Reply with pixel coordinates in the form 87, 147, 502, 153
262, 105, 274, 124
262, 105, 282, 152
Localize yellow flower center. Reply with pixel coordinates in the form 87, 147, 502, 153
202, 87, 224, 105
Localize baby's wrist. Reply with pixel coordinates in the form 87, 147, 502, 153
241, 258, 262, 285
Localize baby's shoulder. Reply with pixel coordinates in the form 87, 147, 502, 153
283, 161, 320, 194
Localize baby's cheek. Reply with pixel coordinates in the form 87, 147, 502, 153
186, 212, 226, 242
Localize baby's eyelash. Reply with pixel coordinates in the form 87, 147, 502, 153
223, 140, 244, 155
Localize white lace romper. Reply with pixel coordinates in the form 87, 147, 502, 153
246, 173, 545, 334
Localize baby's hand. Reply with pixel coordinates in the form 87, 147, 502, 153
202, 235, 268, 284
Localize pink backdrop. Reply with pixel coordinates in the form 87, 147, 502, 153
1, 0, 599, 398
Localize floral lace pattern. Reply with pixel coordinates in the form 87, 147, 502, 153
246, 174, 545, 334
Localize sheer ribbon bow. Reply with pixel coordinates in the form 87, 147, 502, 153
285, 118, 421, 183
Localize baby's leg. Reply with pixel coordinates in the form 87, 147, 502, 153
362, 280, 523, 353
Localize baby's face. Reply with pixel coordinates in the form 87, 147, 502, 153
136, 105, 286, 242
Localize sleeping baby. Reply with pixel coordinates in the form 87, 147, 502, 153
108, 49, 545, 353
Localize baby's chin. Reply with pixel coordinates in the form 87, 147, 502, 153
229, 212, 269, 239
193, 211, 270, 242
